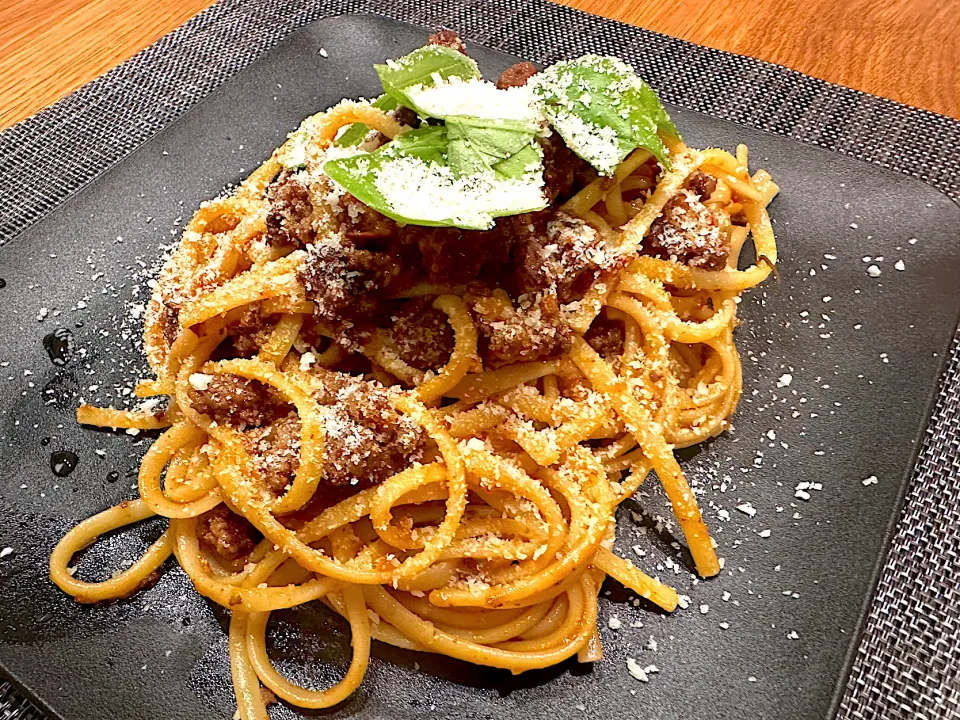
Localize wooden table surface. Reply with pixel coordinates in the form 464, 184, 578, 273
0, 0, 958, 130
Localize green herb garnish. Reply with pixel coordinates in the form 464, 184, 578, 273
322, 46, 546, 230
375, 45, 481, 117
335, 95, 400, 147
319, 47, 678, 228
445, 116, 540, 176
532, 55, 678, 174
324, 123, 546, 231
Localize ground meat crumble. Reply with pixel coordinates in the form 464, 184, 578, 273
427, 29, 467, 54
497, 61, 538, 89
643, 171, 728, 270
297, 234, 400, 347
310, 370, 427, 487
518, 211, 623, 304
468, 289, 570, 369
265, 170, 315, 247
222, 304, 278, 358
243, 410, 302, 495
188, 376, 290, 428
197, 505, 262, 565
585, 313, 626, 359
188, 369, 426, 493
387, 297, 455, 371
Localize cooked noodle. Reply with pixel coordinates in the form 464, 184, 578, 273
50, 48, 778, 719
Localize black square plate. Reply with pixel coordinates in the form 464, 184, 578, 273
1, 14, 958, 720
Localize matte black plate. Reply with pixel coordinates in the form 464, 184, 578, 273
1, 14, 958, 720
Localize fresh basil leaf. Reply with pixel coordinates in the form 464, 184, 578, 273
636, 82, 678, 139
404, 76, 545, 125
446, 117, 538, 158
445, 116, 539, 176
323, 153, 381, 210
445, 134, 492, 177
324, 46, 548, 229
493, 143, 542, 180
324, 126, 451, 226
534, 55, 677, 174
323, 125, 545, 230
375, 46, 480, 116
336, 95, 400, 147
380, 126, 449, 164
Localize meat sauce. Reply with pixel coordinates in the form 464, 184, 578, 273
193, 33, 729, 563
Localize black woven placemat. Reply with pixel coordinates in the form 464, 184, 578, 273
1, 1, 958, 719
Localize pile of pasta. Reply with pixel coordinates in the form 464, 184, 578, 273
50, 102, 778, 720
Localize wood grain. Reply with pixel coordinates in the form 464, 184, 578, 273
555, 0, 960, 119
0, 0, 957, 129
0, 0, 214, 129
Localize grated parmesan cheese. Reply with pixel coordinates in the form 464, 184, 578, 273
626, 658, 659, 682
542, 108, 622, 174
405, 76, 544, 122
189, 373, 213, 391
299, 352, 317, 371
372, 153, 546, 230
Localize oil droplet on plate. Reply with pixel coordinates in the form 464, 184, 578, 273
106, 471, 119, 484
43, 328, 75, 367
50, 450, 79, 477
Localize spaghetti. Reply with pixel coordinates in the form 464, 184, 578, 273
50, 33, 778, 719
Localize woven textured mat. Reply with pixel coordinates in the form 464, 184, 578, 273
1, 1, 958, 718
